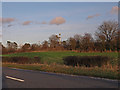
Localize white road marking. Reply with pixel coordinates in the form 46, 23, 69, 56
6, 76, 24, 82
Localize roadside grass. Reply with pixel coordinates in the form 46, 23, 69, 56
2, 63, 118, 80
2, 51, 118, 65
2, 51, 119, 79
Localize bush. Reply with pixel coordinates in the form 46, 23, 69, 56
63, 56, 110, 67
2, 56, 41, 64
33, 56, 41, 63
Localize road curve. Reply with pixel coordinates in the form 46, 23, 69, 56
2, 67, 118, 88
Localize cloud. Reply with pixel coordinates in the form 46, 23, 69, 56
22, 21, 32, 25
87, 14, 100, 20
0, 17, 15, 23
41, 21, 47, 24
111, 6, 119, 14
50, 17, 66, 25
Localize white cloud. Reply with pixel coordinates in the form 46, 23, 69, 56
111, 6, 118, 14
87, 14, 100, 20
22, 21, 32, 25
50, 17, 66, 25
0, 17, 15, 23
41, 21, 47, 24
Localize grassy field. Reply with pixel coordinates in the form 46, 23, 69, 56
3, 51, 118, 65
2, 51, 119, 79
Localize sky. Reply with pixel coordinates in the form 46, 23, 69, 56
2, 2, 118, 46
2, 0, 120, 2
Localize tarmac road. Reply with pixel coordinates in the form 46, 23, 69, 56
2, 67, 118, 88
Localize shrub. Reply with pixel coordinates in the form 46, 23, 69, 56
63, 56, 110, 67
63, 56, 78, 66
33, 56, 41, 63
2, 56, 41, 64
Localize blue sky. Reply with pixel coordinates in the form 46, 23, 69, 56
2, 2, 118, 46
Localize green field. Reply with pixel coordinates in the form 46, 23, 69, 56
3, 51, 119, 79
3, 51, 118, 65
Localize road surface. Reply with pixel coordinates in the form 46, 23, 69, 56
2, 67, 118, 88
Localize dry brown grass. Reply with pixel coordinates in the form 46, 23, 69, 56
2, 62, 119, 79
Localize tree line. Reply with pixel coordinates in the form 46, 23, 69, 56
1, 20, 120, 54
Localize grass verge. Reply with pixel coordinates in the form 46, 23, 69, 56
3, 63, 119, 80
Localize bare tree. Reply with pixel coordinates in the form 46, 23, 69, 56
74, 34, 82, 41
95, 21, 118, 51
49, 34, 59, 48
6, 41, 18, 53
74, 34, 82, 50
22, 43, 31, 51
68, 37, 76, 50
31, 43, 39, 51
42, 40, 49, 49
82, 33, 94, 52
